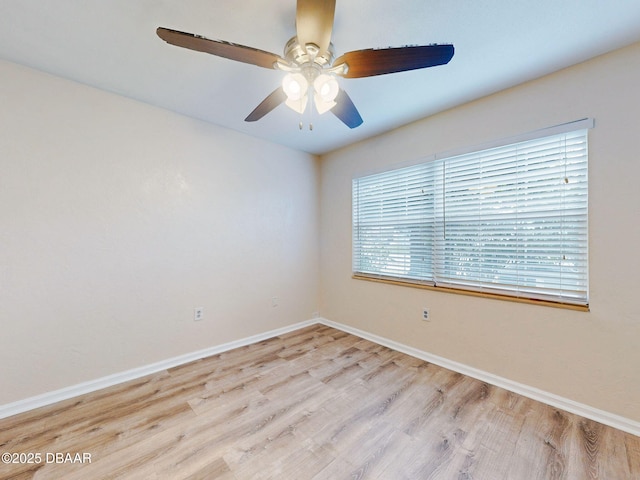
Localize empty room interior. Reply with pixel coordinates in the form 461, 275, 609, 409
1, 1, 640, 479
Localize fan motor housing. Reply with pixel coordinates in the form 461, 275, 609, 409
284, 36, 334, 67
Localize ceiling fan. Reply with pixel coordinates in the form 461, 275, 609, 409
157, 0, 454, 129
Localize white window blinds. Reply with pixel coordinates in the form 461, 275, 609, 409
353, 162, 436, 282
352, 125, 589, 306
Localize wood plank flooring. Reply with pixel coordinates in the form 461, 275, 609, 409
1, 324, 639, 479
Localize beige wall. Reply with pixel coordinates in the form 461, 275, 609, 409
3, 41, 640, 423
320, 41, 640, 421
0, 60, 319, 405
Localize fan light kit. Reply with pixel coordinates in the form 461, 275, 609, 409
282, 71, 339, 115
157, 0, 454, 129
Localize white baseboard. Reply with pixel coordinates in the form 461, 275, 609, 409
318, 318, 640, 437
0, 319, 316, 420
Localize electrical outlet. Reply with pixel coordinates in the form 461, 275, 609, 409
271, 297, 278, 307
422, 308, 430, 321
194, 307, 204, 321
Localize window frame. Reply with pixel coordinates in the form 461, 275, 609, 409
352, 119, 592, 311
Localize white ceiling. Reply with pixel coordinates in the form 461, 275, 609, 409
1, 1, 640, 155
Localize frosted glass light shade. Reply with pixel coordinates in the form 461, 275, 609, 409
313, 93, 336, 114
314, 74, 339, 102
282, 73, 308, 101
285, 95, 308, 114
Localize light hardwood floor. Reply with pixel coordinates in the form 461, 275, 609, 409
1, 324, 639, 479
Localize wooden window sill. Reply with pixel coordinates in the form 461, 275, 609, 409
352, 274, 589, 312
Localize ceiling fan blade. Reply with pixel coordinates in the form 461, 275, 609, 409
334, 44, 454, 79
331, 89, 363, 129
157, 27, 283, 69
296, 0, 336, 54
245, 88, 287, 122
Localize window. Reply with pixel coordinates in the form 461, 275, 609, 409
352, 121, 590, 308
